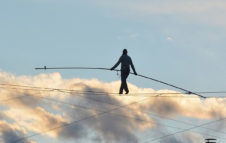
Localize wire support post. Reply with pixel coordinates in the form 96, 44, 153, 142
206, 138, 217, 143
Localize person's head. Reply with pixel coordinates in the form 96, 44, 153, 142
123, 49, 128, 55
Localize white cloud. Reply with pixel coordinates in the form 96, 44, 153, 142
0, 71, 226, 142
167, 37, 173, 41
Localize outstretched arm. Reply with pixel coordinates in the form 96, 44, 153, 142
130, 59, 137, 75
110, 57, 121, 70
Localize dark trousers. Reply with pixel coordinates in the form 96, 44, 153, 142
120, 68, 130, 94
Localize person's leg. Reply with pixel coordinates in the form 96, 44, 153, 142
119, 75, 124, 94
124, 70, 130, 94
120, 70, 125, 94
120, 70, 127, 94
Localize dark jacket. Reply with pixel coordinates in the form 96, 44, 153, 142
111, 54, 137, 74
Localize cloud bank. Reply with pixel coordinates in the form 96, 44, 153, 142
0, 71, 225, 143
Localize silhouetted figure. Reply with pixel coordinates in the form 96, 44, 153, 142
111, 49, 137, 94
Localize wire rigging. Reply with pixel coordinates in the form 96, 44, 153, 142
2, 83, 226, 95
1, 83, 226, 102
42, 95, 226, 140
1, 83, 226, 140
1, 83, 225, 136
1, 85, 224, 142
6, 91, 226, 143
11, 96, 152, 143
143, 118, 226, 143
1, 64, 225, 142
35, 66, 206, 98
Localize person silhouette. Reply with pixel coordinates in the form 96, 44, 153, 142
111, 49, 137, 94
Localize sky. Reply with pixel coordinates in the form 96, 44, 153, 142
1, 0, 226, 143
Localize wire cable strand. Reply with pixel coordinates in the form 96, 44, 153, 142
143, 118, 226, 143
1, 83, 226, 100
38, 92, 226, 138
4, 89, 226, 142
40, 94, 226, 142
2, 83, 226, 95
10, 96, 152, 143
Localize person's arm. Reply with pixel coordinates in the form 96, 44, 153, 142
110, 57, 121, 70
130, 58, 137, 75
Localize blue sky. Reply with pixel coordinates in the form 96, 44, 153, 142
1, 0, 226, 92
1, 0, 226, 143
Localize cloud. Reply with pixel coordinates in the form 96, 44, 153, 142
91, 0, 226, 28
144, 96, 226, 119
158, 132, 203, 143
0, 71, 226, 142
0, 121, 35, 143
167, 37, 173, 41
0, 71, 154, 142
58, 123, 88, 140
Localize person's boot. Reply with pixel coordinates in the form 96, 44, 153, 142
125, 90, 129, 94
